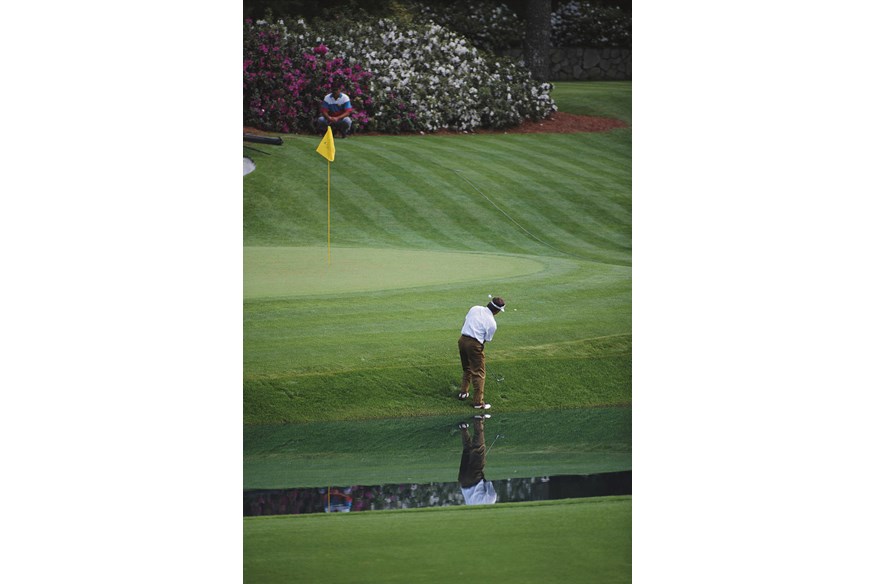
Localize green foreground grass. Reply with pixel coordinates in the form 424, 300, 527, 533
243, 497, 632, 583
244, 81, 631, 424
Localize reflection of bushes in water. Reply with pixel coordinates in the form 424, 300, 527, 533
352, 482, 464, 511
349, 477, 574, 509
500, 476, 552, 501
354, 478, 552, 510
244, 477, 564, 516
244, 488, 327, 516
243, 483, 463, 516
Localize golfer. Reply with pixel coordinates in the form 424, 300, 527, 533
457, 296, 505, 410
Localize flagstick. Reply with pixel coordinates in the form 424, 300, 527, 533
327, 160, 331, 265
316, 126, 335, 265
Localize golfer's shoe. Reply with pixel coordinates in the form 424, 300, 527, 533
458, 422, 469, 429
458, 392, 469, 400
473, 403, 491, 410
474, 413, 491, 420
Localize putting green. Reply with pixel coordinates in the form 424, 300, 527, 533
244, 246, 545, 299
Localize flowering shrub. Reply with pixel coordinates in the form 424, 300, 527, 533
244, 15, 556, 134
321, 17, 555, 132
551, 1, 632, 48
243, 18, 372, 133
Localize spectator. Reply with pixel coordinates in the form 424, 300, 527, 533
316, 82, 354, 138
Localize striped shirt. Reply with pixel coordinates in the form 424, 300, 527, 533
322, 92, 352, 115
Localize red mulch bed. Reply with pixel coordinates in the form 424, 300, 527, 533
459, 111, 628, 134
244, 111, 627, 138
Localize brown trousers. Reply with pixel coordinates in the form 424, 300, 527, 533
458, 334, 486, 404
458, 418, 486, 488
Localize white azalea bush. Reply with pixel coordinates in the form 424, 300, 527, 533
276, 16, 556, 133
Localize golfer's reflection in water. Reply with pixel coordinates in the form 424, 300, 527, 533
458, 416, 498, 505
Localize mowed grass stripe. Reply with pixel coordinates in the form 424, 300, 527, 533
473, 137, 632, 258
458, 186, 629, 261
332, 179, 434, 249
456, 170, 625, 262
400, 144, 604, 254
417, 132, 631, 190
250, 134, 630, 262
344, 144, 501, 249
337, 145, 514, 252
415, 141, 629, 262
334, 141, 445, 243
488, 134, 632, 199
485, 134, 630, 184
450, 155, 630, 258
245, 138, 358, 245
489, 135, 632, 226
327, 138, 538, 254
323, 146, 430, 248
337, 155, 459, 247
357, 138, 567, 256
244, 153, 328, 244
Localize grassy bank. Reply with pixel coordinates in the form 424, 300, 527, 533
244, 497, 632, 583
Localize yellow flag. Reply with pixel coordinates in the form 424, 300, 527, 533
316, 127, 335, 162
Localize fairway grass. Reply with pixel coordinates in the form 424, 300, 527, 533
243, 497, 632, 583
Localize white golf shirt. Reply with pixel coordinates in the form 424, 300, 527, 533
460, 305, 497, 344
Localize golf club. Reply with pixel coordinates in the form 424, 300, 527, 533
486, 434, 504, 455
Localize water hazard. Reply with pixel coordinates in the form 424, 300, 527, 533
243, 407, 631, 516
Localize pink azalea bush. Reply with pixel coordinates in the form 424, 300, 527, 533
243, 19, 372, 133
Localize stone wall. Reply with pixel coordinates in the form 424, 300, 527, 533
502, 47, 631, 81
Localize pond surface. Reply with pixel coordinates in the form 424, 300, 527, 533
244, 407, 631, 515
